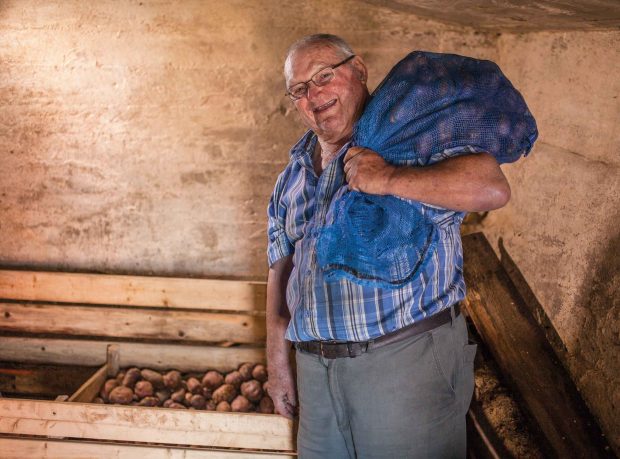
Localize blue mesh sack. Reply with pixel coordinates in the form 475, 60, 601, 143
316, 51, 538, 288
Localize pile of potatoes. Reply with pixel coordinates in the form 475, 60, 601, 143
95, 362, 274, 414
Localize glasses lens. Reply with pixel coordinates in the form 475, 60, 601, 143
289, 83, 307, 100
312, 68, 335, 87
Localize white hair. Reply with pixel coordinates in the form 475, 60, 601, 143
284, 34, 355, 82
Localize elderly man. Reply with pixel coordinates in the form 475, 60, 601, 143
266, 34, 511, 458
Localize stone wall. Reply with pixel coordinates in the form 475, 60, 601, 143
0, 0, 617, 452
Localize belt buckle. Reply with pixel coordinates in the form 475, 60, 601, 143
319, 340, 340, 359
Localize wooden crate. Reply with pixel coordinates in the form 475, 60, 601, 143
0, 269, 295, 458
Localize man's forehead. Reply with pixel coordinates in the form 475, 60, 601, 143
286, 45, 340, 83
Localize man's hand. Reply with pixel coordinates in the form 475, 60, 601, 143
267, 356, 298, 419
343, 147, 397, 195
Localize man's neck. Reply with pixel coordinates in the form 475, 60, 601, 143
316, 137, 347, 172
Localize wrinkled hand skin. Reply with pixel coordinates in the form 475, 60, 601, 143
267, 359, 297, 419
343, 147, 397, 195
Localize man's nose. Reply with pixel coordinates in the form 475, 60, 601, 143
306, 81, 325, 101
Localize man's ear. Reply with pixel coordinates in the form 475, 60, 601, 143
351, 56, 368, 84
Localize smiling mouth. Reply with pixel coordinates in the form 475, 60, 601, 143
313, 99, 337, 113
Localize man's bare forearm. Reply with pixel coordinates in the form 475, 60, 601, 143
266, 255, 297, 418
344, 148, 511, 212
386, 152, 511, 211
266, 255, 293, 363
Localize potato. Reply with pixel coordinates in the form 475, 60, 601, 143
189, 394, 207, 409
163, 370, 182, 390
186, 377, 202, 394
93, 397, 105, 404
216, 401, 231, 412
231, 395, 252, 412
224, 371, 243, 389
162, 399, 175, 408
258, 395, 275, 414
202, 370, 224, 390
212, 383, 236, 404
140, 369, 164, 389
238, 363, 255, 381
205, 399, 217, 411
155, 389, 170, 405
252, 364, 268, 383
122, 368, 141, 388
100, 378, 119, 401
240, 380, 263, 402
115, 371, 125, 385
202, 386, 213, 399
184, 391, 193, 406
138, 396, 159, 407
167, 402, 186, 409
170, 388, 186, 403
134, 380, 154, 399
108, 386, 134, 404
262, 380, 271, 396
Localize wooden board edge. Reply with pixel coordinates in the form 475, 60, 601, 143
68, 364, 108, 403
0, 336, 266, 372
0, 435, 297, 458
0, 270, 267, 312
0, 399, 295, 451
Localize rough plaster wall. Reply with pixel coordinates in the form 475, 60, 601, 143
0, 0, 495, 278
1, 0, 618, 452
479, 30, 620, 451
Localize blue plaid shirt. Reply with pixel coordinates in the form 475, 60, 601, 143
268, 130, 475, 342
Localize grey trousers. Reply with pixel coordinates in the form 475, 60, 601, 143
295, 312, 477, 459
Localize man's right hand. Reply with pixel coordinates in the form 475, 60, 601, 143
267, 356, 298, 419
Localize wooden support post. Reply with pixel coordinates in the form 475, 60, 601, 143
462, 233, 613, 458
106, 344, 120, 377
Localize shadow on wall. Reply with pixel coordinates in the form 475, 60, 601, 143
572, 218, 620, 449
497, 223, 620, 453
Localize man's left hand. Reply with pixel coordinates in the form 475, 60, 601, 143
343, 147, 397, 195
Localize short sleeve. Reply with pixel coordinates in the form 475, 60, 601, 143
267, 169, 294, 267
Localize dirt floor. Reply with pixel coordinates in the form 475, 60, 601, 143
467, 316, 547, 458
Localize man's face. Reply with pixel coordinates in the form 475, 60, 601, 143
286, 46, 368, 146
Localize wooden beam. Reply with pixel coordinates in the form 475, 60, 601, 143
68, 364, 108, 403
462, 232, 613, 458
0, 399, 295, 451
0, 302, 265, 344
0, 436, 296, 458
0, 364, 95, 397
0, 337, 265, 372
0, 270, 266, 311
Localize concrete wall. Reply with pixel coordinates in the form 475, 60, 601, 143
0, 0, 618, 452
0, 0, 495, 279
480, 30, 620, 451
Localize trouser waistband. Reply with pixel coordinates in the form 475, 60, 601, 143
295, 303, 461, 359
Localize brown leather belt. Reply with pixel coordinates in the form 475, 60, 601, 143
295, 303, 460, 359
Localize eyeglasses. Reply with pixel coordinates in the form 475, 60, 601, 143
286, 55, 356, 101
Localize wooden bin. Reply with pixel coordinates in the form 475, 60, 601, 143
0, 269, 295, 458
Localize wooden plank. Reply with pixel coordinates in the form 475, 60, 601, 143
0, 436, 296, 458
462, 232, 613, 458
0, 363, 95, 397
0, 270, 266, 311
0, 337, 265, 372
68, 364, 108, 403
0, 399, 295, 451
0, 302, 265, 344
